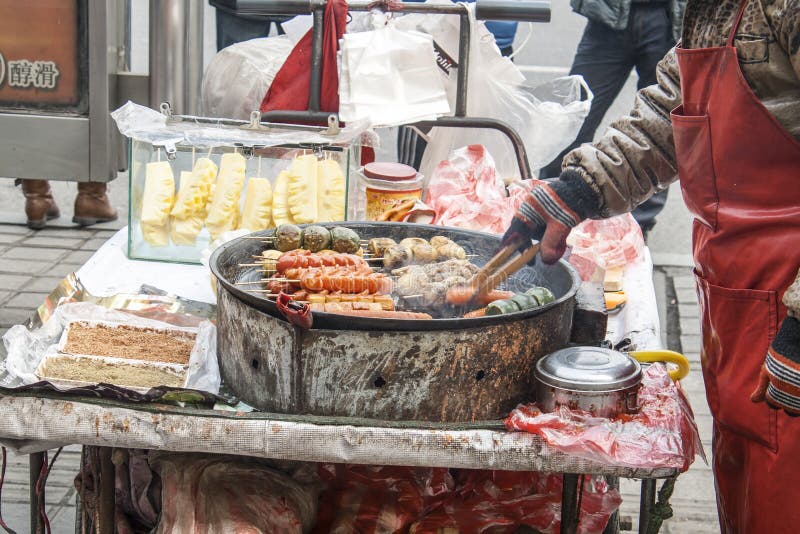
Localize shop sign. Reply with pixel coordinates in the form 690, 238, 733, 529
0, 0, 81, 108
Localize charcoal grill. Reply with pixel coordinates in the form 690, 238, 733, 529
210, 222, 588, 422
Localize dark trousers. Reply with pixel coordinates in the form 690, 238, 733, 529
541, 4, 676, 232
215, 9, 286, 51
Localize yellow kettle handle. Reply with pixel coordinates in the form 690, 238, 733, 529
630, 350, 690, 382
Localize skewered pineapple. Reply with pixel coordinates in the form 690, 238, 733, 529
140, 161, 175, 247
170, 157, 217, 219
317, 159, 346, 222
271, 170, 293, 227
240, 177, 273, 231
169, 158, 218, 245
205, 152, 246, 240
286, 154, 319, 224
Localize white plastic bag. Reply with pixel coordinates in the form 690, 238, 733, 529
401, 3, 592, 180
201, 36, 293, 120
338, 22, 451, 126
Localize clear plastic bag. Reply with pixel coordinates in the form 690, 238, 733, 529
111, 101, 370, 153
505, 364, 706, 472
408, 3, 592, 180
201, 36, 293, 121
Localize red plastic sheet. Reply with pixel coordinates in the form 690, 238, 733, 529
312, 464, 454, 534
313, 465, 621, 534
426, 145, 528, 234
505, 365, 705, 472
411, 471, 621, 534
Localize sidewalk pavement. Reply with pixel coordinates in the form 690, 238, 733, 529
0, 222, 718, 533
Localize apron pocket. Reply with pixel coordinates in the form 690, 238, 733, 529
695, 272, 778, 450
671, 107, 719, 230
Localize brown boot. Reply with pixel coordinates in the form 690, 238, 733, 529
20, 179, 60, 229
73, 182, 118, 226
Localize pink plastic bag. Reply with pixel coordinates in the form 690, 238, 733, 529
505, 365, 705, 472
567, 214, 645, 282
425, 145, 527, 234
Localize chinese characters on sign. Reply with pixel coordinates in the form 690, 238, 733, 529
0, 55, 60, 90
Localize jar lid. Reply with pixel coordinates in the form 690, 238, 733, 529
535, 347, 642, 391
363, 162, 418, 181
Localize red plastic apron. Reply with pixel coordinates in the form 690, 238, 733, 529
671, 1, 800, 531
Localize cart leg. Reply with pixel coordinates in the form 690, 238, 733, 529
639, 478, 657, 534
561, 473, 581, 534
603, 476, 620, 534
95, 448, 115, 534
29, 452, 45, 534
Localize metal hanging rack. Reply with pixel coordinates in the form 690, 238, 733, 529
210, 0, 552, 180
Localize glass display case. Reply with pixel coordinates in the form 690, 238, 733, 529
114, 102, 365, 264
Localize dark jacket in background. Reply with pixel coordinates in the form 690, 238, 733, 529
570, 0, 686, 40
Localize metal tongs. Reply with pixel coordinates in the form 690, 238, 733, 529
463, 236, 542, 307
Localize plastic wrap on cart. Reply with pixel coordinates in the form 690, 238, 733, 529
110, 101, 373, 151
1, 302, 220, 394
506, 364, 706, 472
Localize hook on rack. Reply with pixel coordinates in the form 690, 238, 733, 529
159, 102, 173, 118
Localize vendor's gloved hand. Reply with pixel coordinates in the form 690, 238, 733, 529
751, 316, 800, 415
501, 171, 599, 264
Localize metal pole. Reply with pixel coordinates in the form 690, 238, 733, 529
561, 473, 580, 534
29, 453, 44, 534
308, 7, 324, 111
98, 448, 115, 534
603, 476, 621, 534
639, 479, 657, 534
455, 10, 470, 117
186, 1, 205, 115
149, 0, 204, 114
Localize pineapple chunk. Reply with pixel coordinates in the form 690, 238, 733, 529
170, 158, 218, 219
271, 170, 293, 226
140, 161, 175, 247
170, 215, 204, 246
205, 152, 246, 240
287, 154, 319, 224
317, 159, 346, 222
240, 177, 274, 231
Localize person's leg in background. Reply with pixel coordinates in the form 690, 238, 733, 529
215, 9, 269, 51
18, 179, 59, 230
627, 4, 676, 237
539, 20, 634, 179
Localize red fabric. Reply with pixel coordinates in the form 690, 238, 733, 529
671, 0, 800, 531
260, 0, 347, 114
505, 365, 703, 472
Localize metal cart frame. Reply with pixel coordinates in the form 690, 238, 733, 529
13, 2, 682, 532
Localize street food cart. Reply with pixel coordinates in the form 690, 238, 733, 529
0, 1, 701, 533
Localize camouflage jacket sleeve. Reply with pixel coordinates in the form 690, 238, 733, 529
560, 48, 682, 218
